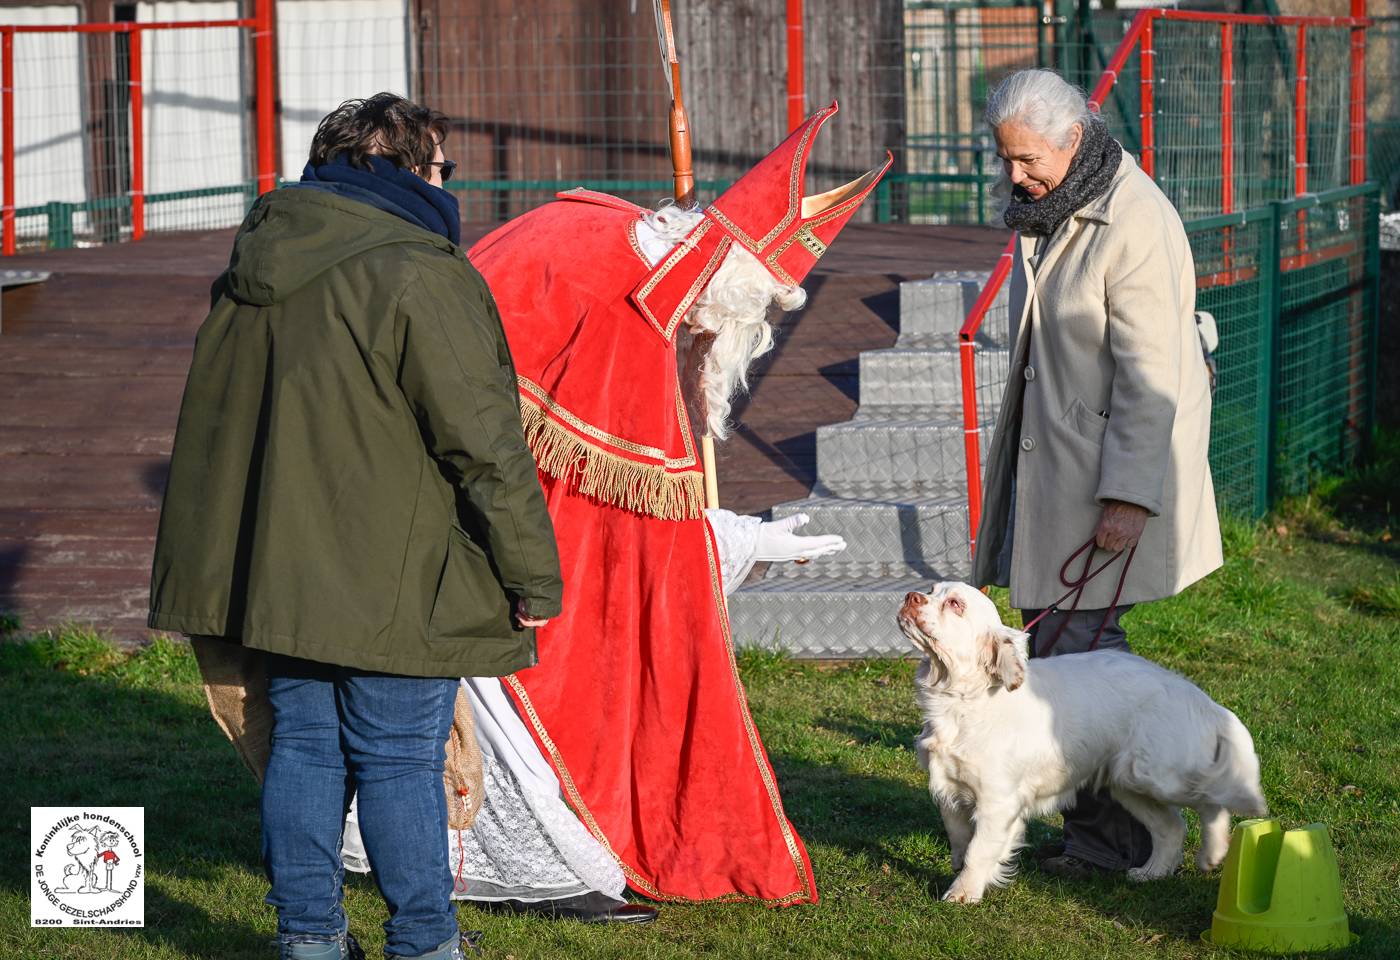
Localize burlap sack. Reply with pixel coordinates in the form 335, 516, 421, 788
189, 636, 483, 830
443, 686, 484, 830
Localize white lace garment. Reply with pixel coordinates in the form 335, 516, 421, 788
341, 511, 760, 901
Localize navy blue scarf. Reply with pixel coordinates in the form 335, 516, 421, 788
296, 154, 460, 246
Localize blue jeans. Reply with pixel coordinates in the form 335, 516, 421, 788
261, 654, 461, 959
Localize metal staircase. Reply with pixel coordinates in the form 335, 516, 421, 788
727, 270, 1010, 658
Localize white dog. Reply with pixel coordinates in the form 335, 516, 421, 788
897, 582, 1267, 904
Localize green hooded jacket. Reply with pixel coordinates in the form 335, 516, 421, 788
148, 188, 562, 677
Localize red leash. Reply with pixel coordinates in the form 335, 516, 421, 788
1022, 537, 1137, 657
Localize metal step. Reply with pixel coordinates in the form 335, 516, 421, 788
770, 491, 968, 568
898, 270, 1009, 347
727, 563, 959, 658
859, 344, 1009, 409
815, 405, 993, 493
893, 330, 1004, 351
722, 267, 1008, 659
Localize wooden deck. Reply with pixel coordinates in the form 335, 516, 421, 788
0, 222, 1007, 642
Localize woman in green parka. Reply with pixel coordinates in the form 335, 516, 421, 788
148, 94, 562, 960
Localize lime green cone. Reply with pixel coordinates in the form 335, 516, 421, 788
1203, 819, 1356, 953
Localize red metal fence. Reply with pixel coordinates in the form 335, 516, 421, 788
3, 3, 1396, 256
0, 0, 275, 255
957, 7, 1378, 544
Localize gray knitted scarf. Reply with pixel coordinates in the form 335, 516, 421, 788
1003, 117, 1122, 238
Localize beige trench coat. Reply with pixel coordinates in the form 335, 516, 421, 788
972, 150, 1223, 610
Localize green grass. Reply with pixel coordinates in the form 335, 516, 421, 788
2, 471, 1398, 958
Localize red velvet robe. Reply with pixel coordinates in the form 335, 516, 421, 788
469, 191, 817, 906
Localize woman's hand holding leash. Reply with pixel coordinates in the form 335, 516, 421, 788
1095, 500, 1149, 553
1025, 512, 1144, 655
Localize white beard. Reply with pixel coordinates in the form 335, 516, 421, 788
639, 205, 807, 439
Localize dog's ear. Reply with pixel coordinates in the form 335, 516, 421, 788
980, 624, 1029, 691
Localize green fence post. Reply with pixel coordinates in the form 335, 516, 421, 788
45, 201, 75, 250
1364, 187, 1381, 460
948, 8, 960, 146
1036, 3, 1049, 68
1256, 201, 1282, 517
45, 202, 59, 249
975, 145, 986, 224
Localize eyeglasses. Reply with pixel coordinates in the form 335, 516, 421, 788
425, 159, 457, 182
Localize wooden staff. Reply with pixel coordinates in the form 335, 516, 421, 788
654, 0, 719, 510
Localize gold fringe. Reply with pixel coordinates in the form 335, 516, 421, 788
519, 400, 704, 522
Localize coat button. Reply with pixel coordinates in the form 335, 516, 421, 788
1024, 365, 1036, 381
1020, 437, 1035, 452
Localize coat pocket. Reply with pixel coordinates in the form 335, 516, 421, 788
429, 526, 514, 641
1066, 397, 1109, 446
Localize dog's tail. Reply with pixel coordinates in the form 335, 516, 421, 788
1196, 710, 1269, 816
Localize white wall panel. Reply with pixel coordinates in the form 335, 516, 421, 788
277, 0, 410, 176
138, 1, 247, 231
1, 6, 84, 240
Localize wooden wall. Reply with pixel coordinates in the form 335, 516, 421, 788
412, 0, 671, 219
411, 0, 903, 221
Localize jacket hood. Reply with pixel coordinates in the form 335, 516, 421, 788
224, 188, 456, 306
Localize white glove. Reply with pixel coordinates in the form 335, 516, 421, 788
753, 513, 846, 563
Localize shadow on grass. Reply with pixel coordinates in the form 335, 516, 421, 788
817, 711, 921, 753
0, 637, 275, 957
1310, 428, 1400, 553
142, 886, 272, 960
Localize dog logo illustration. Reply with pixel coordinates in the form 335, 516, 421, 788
31, 808, 144, 927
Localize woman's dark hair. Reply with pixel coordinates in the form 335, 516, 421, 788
308, 93, 449, 174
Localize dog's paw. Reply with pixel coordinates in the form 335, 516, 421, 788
941, 878, 983, 904
1195, 849, 1225, 873
1126, 864, 1174, 883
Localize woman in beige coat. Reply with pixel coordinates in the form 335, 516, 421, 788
971, 69, 1223, 877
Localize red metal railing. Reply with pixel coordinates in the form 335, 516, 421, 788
255, 0, 277, 196
955, 6, 1372, 555
1138, 17, 1155, 178
1, 29, 12, 255
0, 14, 278, 256
128, 28, 144, 241
785, 0, 804, 132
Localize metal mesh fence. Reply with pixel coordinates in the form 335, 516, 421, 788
1272, 188, 1379, 500
4, 4, 1396, 250
1369, 15, 1400, 207
419, 6, 674, 222
276, 5, 410, 184
960, 10, 1380, 534
1190, 212, 1271, 517
3, 11, 86, 248
1, 16, 254, 253
889, 5, 1134, 224
137, 17, 250, 237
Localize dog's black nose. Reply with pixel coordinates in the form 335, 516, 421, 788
904, 592, 926, 607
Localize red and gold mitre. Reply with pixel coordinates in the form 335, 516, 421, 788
470, 103, 889, 523
631, 101, 893, 340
